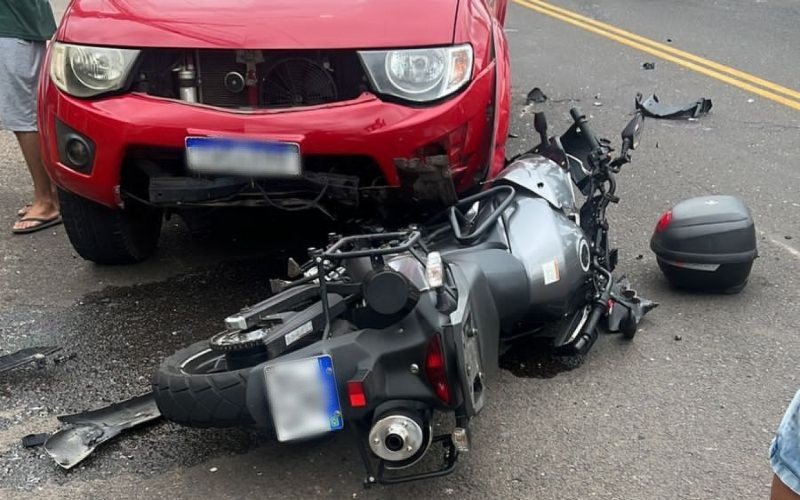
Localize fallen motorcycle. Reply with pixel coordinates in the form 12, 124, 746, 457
153, 107, 656, 485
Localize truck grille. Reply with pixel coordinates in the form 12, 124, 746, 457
136, 49, 368, 110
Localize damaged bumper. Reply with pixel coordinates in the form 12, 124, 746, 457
40, 64, 497, 209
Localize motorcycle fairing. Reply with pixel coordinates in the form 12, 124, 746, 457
443, 260, 501, 417
494, 155, 578, 214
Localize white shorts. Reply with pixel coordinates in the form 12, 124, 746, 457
0, 37, 46, 132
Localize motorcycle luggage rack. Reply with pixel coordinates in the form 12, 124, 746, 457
322, 230, 423, 261
354, 430, 459, 487
312, 230, 425, 339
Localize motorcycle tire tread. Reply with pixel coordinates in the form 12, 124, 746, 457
152, 341, 254, 428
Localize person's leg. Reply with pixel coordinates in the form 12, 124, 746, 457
12, 131, 59, 231
773, 474, 800, 500
0, 37, 61, 231
771, 390, 800, 500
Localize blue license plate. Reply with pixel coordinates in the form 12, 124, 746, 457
185, 136, 301, 177
264, 355, 343, 442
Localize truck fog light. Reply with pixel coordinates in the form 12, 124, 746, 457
65, 138, 91, 167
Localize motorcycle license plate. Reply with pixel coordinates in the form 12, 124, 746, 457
264, 355, 343, 442
185, 136, 301, 177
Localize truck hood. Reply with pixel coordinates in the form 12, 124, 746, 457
61, 0, 460, 49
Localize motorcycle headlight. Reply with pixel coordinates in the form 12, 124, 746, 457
50, 43, 140, 98
359, 45, 473, 103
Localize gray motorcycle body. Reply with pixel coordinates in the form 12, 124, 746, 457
437, 154, 594, 416
495, 155, 592, 320
243, 154, 596, 425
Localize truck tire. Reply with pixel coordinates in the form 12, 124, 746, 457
58, 189, 162, 264
153, 340, 256, 428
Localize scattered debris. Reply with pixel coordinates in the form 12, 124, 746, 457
674, 335, 683, 341
666, 38, 673, 43
636, 254, 644, 260
53, 352, 77, 365
0, 346, 61, 375
607, 277, 659, 333
593, 101, 603, 107
635, 93, 712, 119
526, 87, 548, 104
44, 393, 161, 469
209, 467, 219, 473
22, 433, 51, 448
642, 62, 656, 70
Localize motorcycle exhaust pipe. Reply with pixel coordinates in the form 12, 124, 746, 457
368, 410, 431, 468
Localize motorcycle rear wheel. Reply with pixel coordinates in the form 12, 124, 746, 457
153, 340, 264, 428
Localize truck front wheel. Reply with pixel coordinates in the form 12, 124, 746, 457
58, 189, 162, 264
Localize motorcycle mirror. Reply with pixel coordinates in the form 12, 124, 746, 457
621, 112, 644, 150
533, 112, 549, 145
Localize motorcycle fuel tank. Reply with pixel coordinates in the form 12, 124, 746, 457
497, 155, 591, 318
497, 155, 579, 214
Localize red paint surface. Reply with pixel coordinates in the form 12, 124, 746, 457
41, 0, 511, 208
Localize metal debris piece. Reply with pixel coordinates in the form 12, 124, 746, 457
635, 93, 712, 119
526, 87, 547, 104
642, 62, 656, 70
0, 346, 61, 375
44, 393, 161, 469
607, 277, 658, 333
22, 433, 51, 448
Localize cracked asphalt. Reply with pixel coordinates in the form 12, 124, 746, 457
1, 1, 798, 498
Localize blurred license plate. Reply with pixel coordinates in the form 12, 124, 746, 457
264, 355, 343, 442
185, 136, 301, 177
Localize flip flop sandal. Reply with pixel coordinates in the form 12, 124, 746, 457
17, 203, 32, 217
12, 215, 63, 235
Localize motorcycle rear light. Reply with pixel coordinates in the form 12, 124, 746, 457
655, 210, 673, 233
424, 335, 451, 405
347, 381, 367, 408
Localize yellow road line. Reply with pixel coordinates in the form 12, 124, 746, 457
526, 0, 800, 101
512, 0, 800, 112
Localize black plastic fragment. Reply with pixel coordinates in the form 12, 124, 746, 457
607, 277, 658, 333
642, 62, 656, 70
0, 346, 61, 375
44, 393, 161, 469
526, 87, 548, 104
22, 433, 51, 448
635, 93, 712, 119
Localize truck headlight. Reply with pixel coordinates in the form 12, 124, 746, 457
50, 43, 139, 98
359, 45, 473, 103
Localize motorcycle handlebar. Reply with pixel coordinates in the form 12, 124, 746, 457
569, 107, 601, 151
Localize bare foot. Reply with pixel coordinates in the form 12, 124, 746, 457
12, 201, 60, 233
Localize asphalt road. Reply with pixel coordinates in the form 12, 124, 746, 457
1, 1, 799, 499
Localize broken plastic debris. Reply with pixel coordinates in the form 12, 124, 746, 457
44, 393, 161, 469
22, 433, 51, 448
0, 346, 61, 375
526, 87, 548, 104
642, 62, 656, 70
607, 277, 658, 333
635, 93, 712, 119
